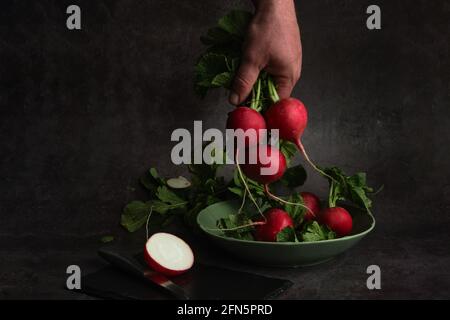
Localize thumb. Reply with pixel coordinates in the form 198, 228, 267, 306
229, 60, 261, 105
273, 76, 295, 100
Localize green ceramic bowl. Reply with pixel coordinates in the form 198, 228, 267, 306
197, 201, 375, 267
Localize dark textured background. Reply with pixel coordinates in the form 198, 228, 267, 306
0, 0, 449, 299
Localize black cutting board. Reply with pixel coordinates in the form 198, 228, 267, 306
77, 254, 292, 300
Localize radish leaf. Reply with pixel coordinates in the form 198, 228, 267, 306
276, 226, 298, 242
281, 164, 307, 188
301, 222, 336, 242
217, 214, 254, 240
156, 186, 186, 206
201, 27, 235, 46
217, 10, 252, 37
279, 140, 297, 163
324, 167, 374, 210
284, 193, 306, 226
100, 236, 114, 243
121, 201, 153, 232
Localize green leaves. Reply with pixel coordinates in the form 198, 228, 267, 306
194, 9, 282, 113
140, 167, 164, 194
122, 166, 190, 232
279, 140, 307, 191
211, 72, 233, 87
200, 10, 251, 47
324, 167, 374, 210
195, 11, 252, 97
100, 235, 114, 243
301, 222, 336, 242
230, 169, 266, 197
121, 200, 153, 232
216, 214, 254, 240
201, 27, 235, 46
195, 53, 229, 85
283, 193, 306, 226
218, 10, 253, 36
279, 140, 298, 163
347, 172, 374, 208
276, 226, 298, 242
156, 186, 186, 206
281, 164, 307, 189
195, 53, 231, 96
228, 186, 244, 197
276, 222, 335, 243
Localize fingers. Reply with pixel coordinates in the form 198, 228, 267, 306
271, 60, 302, 99
229, 58, 261, 105
273, 76, 295, 99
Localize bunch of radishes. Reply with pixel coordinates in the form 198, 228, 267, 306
227, 95, 354, 241
192, 10, 364, 242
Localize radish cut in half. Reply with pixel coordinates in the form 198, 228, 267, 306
144, 233, 194, 276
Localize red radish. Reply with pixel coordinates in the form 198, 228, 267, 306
265, 98, 307, 144
264, 98, 330, 179
144, 232, 194, 276
240, 144, 286, 185
237, 144, 312, 214
226, 106, 266, 147
320, 207, 353, 237
300, 192, 321, 221
254, 208, 294, 242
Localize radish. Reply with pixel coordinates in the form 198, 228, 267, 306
320, 207, 353, 237
237, 144, 313, 216
144, 232, 194, 276
240, 144, 286, 185
264, 97, 331, 179
226, 106, 267, 147
265, 98, 307, 145
254, 208, 294, 242
300, 192, 321, 221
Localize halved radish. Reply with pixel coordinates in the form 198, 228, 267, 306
144, 233, 194, 276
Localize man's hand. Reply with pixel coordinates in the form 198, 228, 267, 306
229, 0, 302, 105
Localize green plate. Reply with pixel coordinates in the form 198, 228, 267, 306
197, 201, 375, 267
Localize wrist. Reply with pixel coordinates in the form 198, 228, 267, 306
252, 0, 297, 24
252, 0, 294, 11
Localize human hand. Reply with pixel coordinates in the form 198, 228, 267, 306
229, 0, 302, 105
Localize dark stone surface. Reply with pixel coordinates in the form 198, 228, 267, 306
0, 0, 449, 299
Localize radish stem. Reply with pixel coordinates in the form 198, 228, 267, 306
255, 78, 262, 111
267, 76, 280, 103
250, 86, 257, 109
328, 182, 334, 208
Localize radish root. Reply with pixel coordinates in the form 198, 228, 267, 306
295, 139, 336, 182
145, 206, 154, 240
235, 158, 265, 220
237, 188, 247, 215
263, 184, 315, 218
205, 150, 267, 232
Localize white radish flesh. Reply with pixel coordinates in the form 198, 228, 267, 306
144, 233, 194, 276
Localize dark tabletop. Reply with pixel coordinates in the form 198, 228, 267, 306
2, 220, 450, 299
0, 0, 449, 299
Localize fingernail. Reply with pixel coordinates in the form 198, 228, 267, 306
229, 92, 239, 105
